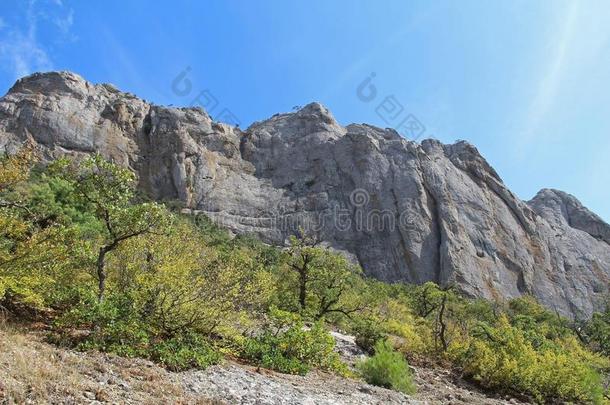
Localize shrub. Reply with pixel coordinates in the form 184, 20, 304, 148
357, 340, 416, 394
449, 316, 605, 404
386, 318, 432, 355
351, 318, 386, 354
150, 332, 221, 371
241, 308, 347, 375
3, 154, 608, 402
107, 220, 274, 337
585, 308, 610, 356
54, 291, 151, 357
54, 291, 222, 370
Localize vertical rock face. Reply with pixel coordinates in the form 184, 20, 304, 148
1, 71, 608, 317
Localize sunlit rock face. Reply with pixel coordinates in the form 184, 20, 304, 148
1, 71, 609, 318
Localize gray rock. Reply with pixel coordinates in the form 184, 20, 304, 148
181, 362, 419, 404
83, 391, 96, 400
1, 71, 608, 318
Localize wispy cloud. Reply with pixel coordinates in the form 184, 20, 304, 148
54, 8, 74, 37
523, 2, 579, 140
514, 1, 610, 159
0, 0, 74, 80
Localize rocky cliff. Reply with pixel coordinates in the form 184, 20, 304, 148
1, 71, 608, 317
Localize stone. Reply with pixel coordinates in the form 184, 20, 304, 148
0, 71, 608, 318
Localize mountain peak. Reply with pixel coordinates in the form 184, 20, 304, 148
8, 71, 88, 95
290, 102, 338, 126
1, 71, 608, 317
530, 188, 610, 244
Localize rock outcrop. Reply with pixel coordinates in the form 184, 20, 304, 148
1, 71, 608, 317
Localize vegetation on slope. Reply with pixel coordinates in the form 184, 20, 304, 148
1, 150, 609, 403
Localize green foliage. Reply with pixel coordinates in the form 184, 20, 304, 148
23, 172, 102, 236
50, 154, 171, 301
150, 333, 222, 371
351, 318, 387, 354
408, 282, 461, 352
0, 150, 91, 307
279, 234, 369, 321
449, 316, 606, 403
355, 281, 432, 355
55, 291, 150, 357
584, 303, 610, 357
508, 296, 571, 346
232, 233, 286, 269
191, 213, 233, 247
54, 290, 221, 370
108, 219, 275, 336
242, 308, 347, 375
357, 340, 416, 394
2, 152, 609, 402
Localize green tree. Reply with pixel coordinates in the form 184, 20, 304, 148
410, 282, 459, 352
0, 149, 83, 307
584, 303, 610, 356
51, 154, 170, 301
286, 233, 320, 310
285, 234, 368, 320
108, 219, 275, 336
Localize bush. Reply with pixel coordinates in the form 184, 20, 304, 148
107, 220, 274, 337
585, 308, 610, 356
449, 316, 605, 403
241, 308, 347, 375
3, 154, 608, 402
54, 291, 151, 357
351, 318, 386, 354
357, 340, 416, 394
53, 291, 221, 371
150, 332, 221, 371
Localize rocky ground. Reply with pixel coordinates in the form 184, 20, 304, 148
0, 323, 530, 404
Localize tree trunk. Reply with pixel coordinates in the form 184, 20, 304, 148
438, 293, 448, 352
299, 269, 307, 310
96, 246, 109, 302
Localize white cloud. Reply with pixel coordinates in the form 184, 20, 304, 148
0, 30, 53, 79
0, 0, 74, 80
0, 17, 6, 30
54, 8, 73, 35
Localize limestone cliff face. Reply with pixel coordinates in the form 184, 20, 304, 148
1, 71, 608, 317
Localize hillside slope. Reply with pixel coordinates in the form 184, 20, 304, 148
0, 71, 608, 317
0, 325, 528, 404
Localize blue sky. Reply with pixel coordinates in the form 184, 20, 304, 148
1, 0, 609, 221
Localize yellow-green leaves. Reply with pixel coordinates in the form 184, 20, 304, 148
448, 315, 606, 404
0, 147, 34, 190
51, 154, 172, 300
283, 234, 369, 321
107, 219, 273, 336
0, 149, 84, 307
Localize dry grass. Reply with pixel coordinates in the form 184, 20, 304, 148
0, 320, 221, 404
0, 323, 84, 403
